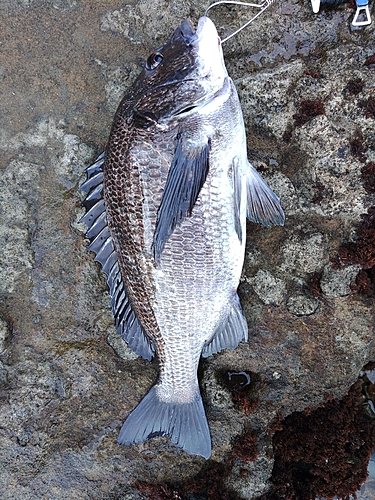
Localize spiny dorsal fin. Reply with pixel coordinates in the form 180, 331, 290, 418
79, 153, 155, 360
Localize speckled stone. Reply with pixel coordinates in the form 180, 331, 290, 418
0, 1, 374, 498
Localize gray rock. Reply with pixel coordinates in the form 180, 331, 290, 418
1, 0, 374, 498
247, 269, 287, 306
320, 263, 362, 297
106, 326, 139, 361
286, 294, 320, 316
227, 451, 275, 499
281, 232, 327, 276
0, 317, 10, 354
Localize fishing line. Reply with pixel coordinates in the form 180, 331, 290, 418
205, 0, 277, 42
205, 0, 371, 39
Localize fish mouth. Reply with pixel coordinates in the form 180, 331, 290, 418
179, 18, 197, 42
195, 16, 217, 39
179, 16, 217, 42
179, 16, 215, 43
172, 17, 228, 119
149, 16, 227, 124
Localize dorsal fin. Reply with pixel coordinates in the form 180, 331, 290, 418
80, 153, 155, 360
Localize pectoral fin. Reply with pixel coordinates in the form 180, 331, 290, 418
246, 163, 285, 226
232, 159, 243, 243
152, 133, 210, 262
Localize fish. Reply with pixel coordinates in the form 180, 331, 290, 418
80, 15, 285, 459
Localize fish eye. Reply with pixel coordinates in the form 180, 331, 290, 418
146, 51, 164, 71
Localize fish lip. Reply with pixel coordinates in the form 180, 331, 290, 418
180, 16, 214, 42
195, 16, 213, 40
170, 17, 227, 119
180, 19, 198, 43
180, 17, 213, 43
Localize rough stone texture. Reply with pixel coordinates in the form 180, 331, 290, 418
0, 1, 374, 499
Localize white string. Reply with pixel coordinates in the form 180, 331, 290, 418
205, 0, 277, 43
205, 0, 270, 13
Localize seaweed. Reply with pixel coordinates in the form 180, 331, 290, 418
293, 100, 325, 127
361, 162, 375, 193
303, 69, 320, 79
364, 53, 375, 67
136, 482, 182, 500
359, 97, 375, 119
228, 430, 259, 465
345, 78, 364, 95
258, 380, 375, 500
312, 183, 326, 204
308, 271, 323, 297
349, 137, 368, 163
337, 208, 375, 268
333, 151, 375, 296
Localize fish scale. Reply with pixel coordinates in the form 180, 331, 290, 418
105, 130, 162, 342
80, 15, 285, 458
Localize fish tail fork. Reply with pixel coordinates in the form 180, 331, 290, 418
118, 386, 211, 458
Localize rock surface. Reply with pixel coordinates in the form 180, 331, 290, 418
0, 1, 374, 498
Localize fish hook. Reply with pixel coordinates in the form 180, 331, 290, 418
205, 0, 277, 42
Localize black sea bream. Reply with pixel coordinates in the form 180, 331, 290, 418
80, 16, 284, 459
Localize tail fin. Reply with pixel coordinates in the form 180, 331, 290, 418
118, 386, 211, 459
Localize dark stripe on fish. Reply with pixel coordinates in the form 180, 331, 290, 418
80, 153, 155, 361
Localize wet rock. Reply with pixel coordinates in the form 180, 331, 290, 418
247, 269, 286, 306
320, 263, 362, 297
0, 0, 374, 499
286, 294, 320, 316
0, 318, 10, 354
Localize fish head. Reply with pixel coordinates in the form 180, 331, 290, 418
131, 16, 228, 127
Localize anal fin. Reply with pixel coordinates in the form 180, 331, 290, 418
202, 295, 248, 358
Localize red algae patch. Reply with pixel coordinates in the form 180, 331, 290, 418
259, 380, 375, 500
336, 208, 375, 296
293, 100, 325, 126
